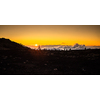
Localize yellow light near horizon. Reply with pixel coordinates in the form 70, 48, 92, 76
14, 39, 100, 46
0, 25, 100, 46
35, 44, 38, 46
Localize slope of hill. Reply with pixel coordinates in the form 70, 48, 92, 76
0, 38, 100, 75
0, 38, 29, 50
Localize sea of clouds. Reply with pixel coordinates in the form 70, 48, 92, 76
27, 43, 100, 50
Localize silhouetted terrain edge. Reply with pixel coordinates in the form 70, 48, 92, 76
0, 38, 100, 75
0, 38, 29, 50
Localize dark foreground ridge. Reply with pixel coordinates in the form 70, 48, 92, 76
0, 38, 100, 75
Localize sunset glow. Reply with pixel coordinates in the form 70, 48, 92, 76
0, 25, 100, 46
35, 44, 38, 46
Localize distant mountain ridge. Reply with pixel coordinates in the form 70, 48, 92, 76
0, 38, 29, 50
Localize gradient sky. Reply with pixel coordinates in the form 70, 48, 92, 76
0, 25, 100, 46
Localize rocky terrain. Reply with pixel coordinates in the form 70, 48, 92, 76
0, 38, 100, 75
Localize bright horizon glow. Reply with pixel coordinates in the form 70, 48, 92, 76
35, 44, 38, 46
0, 25, 100, 46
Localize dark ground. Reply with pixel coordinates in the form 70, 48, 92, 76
0, 49, 100, 75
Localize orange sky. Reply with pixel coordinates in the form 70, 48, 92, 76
0, 25, 100, 46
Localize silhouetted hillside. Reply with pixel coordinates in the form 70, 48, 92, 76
0, 38, 29, 50
0, 38, 100, 75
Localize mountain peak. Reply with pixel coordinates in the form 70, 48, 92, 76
0, 38, 11, 42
